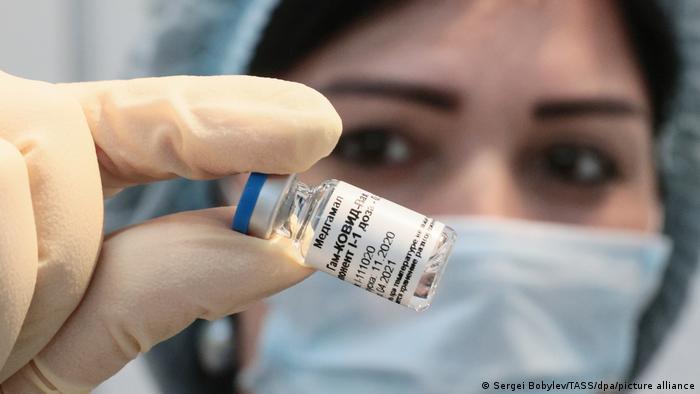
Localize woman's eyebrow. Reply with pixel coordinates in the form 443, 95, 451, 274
320, 79, 461, 112
533, 98, 646, 120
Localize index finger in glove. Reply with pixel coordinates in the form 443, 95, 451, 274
0, 139, 38, 370
57, 76, 342, 195
1, 207, 312, 393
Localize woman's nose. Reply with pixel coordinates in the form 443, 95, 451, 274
426, 150, 527, 218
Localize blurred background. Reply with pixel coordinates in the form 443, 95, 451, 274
1, 1, 698, 393
0, 0, 148, 82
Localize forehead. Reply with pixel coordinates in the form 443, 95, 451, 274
289, 0, 647, 108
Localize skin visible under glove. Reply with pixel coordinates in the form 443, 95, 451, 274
0, 71, 341, 393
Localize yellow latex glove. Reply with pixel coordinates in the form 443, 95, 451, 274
0, 71, 341, 393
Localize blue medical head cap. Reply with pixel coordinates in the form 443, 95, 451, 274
132, 0, 281, 76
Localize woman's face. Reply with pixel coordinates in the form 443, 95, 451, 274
288, 0, 660, 232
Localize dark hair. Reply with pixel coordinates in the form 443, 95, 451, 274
616, 0, 680, 131
615, 0, 683, 377
249, 0, 397, 75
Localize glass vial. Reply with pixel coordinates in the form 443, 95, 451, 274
232, 172, 456, 311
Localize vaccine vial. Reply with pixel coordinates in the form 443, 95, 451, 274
232, 173, 456, 311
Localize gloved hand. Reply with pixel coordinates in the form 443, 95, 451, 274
0, 71, 341, 393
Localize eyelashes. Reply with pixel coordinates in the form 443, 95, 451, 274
535, 143, 620, 186
333, 126, 623, 189
332, 127, 414, 168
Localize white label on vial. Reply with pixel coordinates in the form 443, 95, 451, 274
305, 181, 444, 306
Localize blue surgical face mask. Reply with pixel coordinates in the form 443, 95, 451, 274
241, 217, 671, 394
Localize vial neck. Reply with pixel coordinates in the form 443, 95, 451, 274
272, 180, 312, 241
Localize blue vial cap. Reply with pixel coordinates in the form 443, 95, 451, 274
231, 172, 297, 238
232, 172, 268, 234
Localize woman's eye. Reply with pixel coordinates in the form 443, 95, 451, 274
540, 144, 619, 186
332, 127, 412, 167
